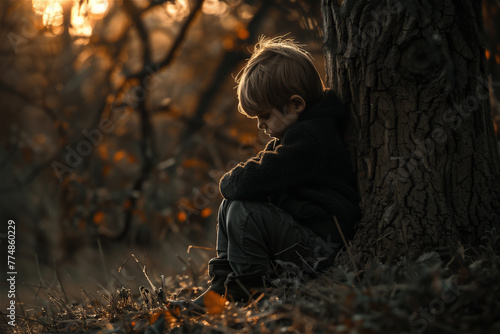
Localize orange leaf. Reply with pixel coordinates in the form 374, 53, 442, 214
239, 133, 255, 144
182, 159, 208, 169
200, 207, 212, 218
177, 211, 187, 223
237, 27, 249, 40
113, 150, 126, 162
149, 312, 160, 325
93, 211, 105, 225
150, 310, 175, 325
223, 37, 234, 50
98, 145, 109, 160
203, 290, 227, 314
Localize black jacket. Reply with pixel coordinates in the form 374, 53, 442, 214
219, 90, 361, 243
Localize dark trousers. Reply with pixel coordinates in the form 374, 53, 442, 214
215, 199, 340, 278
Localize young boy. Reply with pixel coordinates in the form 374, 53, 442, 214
174, 37, 361, 310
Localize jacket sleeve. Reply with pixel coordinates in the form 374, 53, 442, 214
219, 127, 321, 200
247, 138, 279, 164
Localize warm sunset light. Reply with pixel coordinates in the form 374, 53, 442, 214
5, 0, 498, 332
39, 0, 64, 29
165, 0, 190, 22
69, 1, 94, 45
31, 0, 110, 43
202, 0, 228, 16
32, 0, 49, 15
88, 0, 109, 18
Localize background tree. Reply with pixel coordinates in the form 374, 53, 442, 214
322, 0, 500, 266
0, 0, 324, 310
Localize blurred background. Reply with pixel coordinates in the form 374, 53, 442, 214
0, 0, 498, 312
0, 0, 326, 311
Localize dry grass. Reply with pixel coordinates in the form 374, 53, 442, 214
6, 235, 500, 334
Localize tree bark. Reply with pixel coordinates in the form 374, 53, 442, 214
321, 0, 500, 266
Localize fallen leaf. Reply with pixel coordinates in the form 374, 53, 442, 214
204, 290, 227, 314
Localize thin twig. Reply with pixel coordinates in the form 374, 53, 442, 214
97, 238, 109, 283
54, 262, 69, 305
123, 0, 151, 66
334, 216, 361, 283
187, 245, 217, 254
129, 0, 205, 79
274, 243, 308, 256
177, 254, 199, 287
295, 250, 316, 275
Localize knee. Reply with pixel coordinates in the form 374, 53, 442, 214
226, 200, 271, 221
225, 200, 248, 226
225, 200, 275, 231
223, 200, 262, 233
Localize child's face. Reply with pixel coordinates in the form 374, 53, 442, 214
255, 106, 299, 139
255, 95, 306, 139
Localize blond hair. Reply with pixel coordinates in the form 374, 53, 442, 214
236, 36, 325, 117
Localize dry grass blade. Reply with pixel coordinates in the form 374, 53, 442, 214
334, 215, 361, 283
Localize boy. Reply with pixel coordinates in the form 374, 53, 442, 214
173, 37, 361, 311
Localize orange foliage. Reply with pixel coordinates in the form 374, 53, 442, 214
93, 211, 105, 225
223, 37, 234, 50
200, 207, 212, 218
98, 145, 109, 160
149, 310, 176, 325
177, 211, 187, 222
203, 290, 227, 314
237, 27, 249, 40
239, 133, 256, 144
113, 150, 126, 162
182, 159, 208, 168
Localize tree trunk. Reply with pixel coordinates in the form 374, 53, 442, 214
321, 0, 500, 266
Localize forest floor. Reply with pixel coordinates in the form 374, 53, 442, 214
4, 238, 500, 334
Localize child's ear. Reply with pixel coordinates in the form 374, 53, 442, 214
288, 95, 306, 114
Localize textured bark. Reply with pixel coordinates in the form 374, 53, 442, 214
322, 0, 500, 266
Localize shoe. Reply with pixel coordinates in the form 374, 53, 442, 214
169, 257, 232, 314
224, 271, 270, 302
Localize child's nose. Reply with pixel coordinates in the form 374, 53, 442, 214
258, 119, 266, 130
